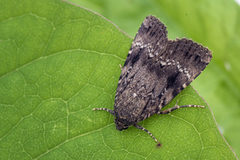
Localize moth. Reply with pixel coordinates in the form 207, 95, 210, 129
93, 15, 212, 143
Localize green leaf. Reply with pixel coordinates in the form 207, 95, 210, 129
0, 0, 237, 160
68, 0, 240, 158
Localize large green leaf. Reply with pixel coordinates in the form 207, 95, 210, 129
0, 0, 237, 159
69, 0, 240, 158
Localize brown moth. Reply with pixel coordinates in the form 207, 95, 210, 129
93, 15, 212, 143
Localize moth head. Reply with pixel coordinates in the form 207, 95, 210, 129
114, 119, 129, 131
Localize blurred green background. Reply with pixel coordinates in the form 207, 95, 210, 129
66, 0, 240, 157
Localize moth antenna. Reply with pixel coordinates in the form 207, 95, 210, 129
158, 101, 205, 114
93, 108, 115, 115
134, 124, 158, 142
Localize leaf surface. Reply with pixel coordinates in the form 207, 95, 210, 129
0, 0, 237, 159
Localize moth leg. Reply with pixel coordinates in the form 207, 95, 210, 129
158, 101, 205, 114
134, 124, 158, 142
119, 64, 122, 70
93, 108, 114, 115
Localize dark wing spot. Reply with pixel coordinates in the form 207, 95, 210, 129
194, 55, 200, 62
124, 48, 141, 66
166, 72, 179, 89
131, 51, 141, 66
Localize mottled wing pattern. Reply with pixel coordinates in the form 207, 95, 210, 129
114, 15, 212, 126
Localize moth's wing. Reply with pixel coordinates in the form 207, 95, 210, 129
137, 38, 212, 121
114, 15, 212, 126
153, 38, 212, 110
114, 15, 169, 125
